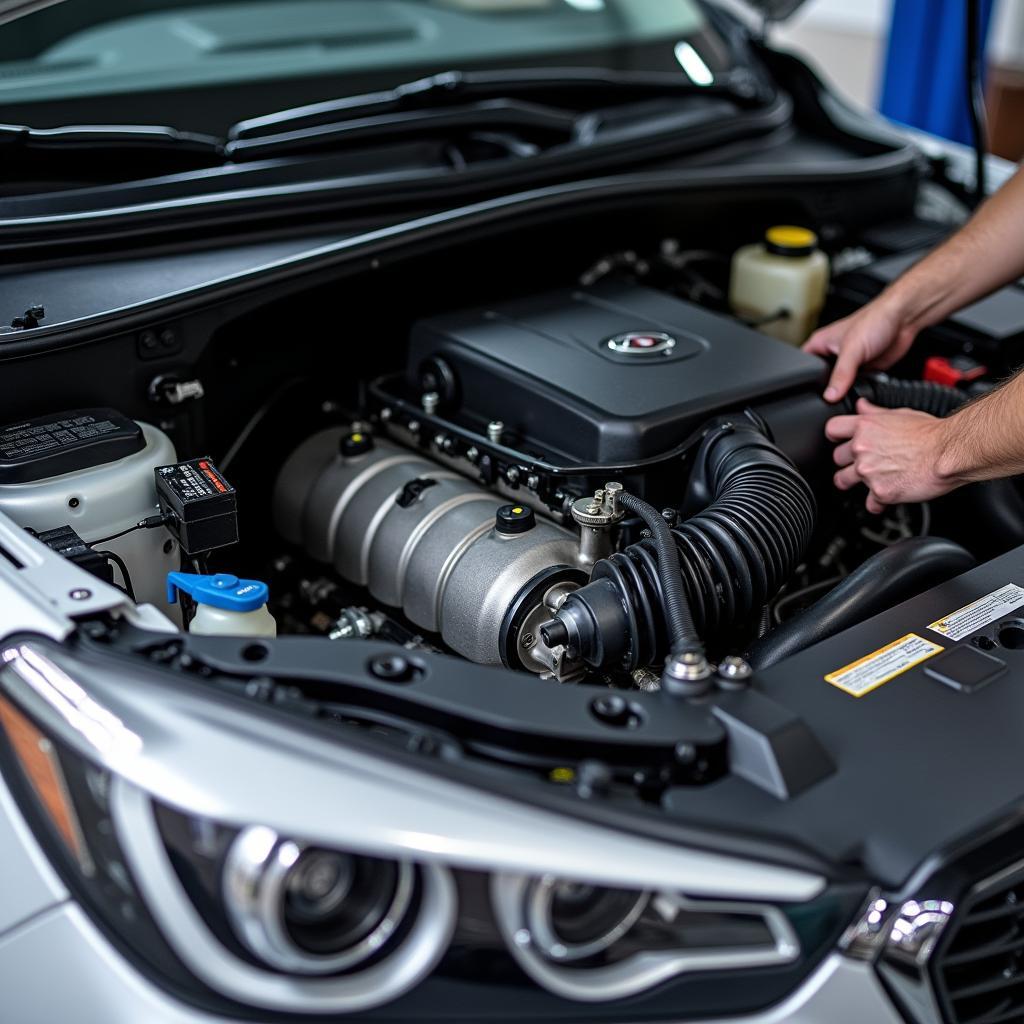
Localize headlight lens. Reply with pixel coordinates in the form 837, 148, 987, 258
527, 878, 650, 962
493, 872, 800, 1002
0, 639, 861, 1019
222, 826, 417, 974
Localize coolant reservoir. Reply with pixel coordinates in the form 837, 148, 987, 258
729, 226, 830, 345
0, 408, 179, 613
167, 571, 277, 638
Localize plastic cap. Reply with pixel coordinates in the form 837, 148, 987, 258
340, 431, 373, 457
764, 225, 817, 256
166, 572, 269, 612
495, 503, 536, 535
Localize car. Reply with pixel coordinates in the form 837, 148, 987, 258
1, 2, 1022, 1022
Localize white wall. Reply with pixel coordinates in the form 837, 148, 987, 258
760, 0, 1024, 109
769, 0, 889, 108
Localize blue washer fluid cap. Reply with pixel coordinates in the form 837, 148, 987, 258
166, 572, 269, 612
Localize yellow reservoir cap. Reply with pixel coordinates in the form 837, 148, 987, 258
765, 225, 818, 255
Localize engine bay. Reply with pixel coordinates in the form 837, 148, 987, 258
7, 209, 1024, 1018
3, 226, 1019, 707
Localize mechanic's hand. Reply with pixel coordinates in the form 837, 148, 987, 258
825, 398, 955, 513
803, 299, 918, 402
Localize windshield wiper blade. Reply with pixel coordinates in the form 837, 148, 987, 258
224, 99, 578, 162
229, 66, 771, 143
0, 122, 223, 179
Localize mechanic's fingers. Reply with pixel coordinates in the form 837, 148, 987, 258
825, 414, 860, 441
834, 465, 862, 491
855, 397, 881, 414
803, 321, 843, 356
824, 343, 864, 403
832, 441, 854, 467
865, 493, 888, 515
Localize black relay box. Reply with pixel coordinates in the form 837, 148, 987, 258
154, 457, 238, 555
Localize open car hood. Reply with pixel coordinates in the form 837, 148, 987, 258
736, 0, 808, 22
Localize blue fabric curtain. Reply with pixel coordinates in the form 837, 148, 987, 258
879, 0, 997, 145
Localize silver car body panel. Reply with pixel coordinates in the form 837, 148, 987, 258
0, 770, 67, 939
0, 639, 825, 902
0, 893, 903, 1024
0, 508, 176, 643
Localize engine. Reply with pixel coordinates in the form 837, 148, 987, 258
3, 276, 988, 692
274, 282, 831, 684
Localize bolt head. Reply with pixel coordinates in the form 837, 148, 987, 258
718, 655, 753, 682
369, 655, 416, 683
590, 694, 634, 727
69, 588, 92, 601
662, 650, 714, 697
674, 741, 698, 764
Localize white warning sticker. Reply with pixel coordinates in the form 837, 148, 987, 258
825, 633, 944, 698
928, 583, 1024, 642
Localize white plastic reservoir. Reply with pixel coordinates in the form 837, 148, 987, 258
0, 411, 180, 616
729, 225, 830, 346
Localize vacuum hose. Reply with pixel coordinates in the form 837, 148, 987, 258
748, 537, 975, 669
540, 417, 815, 672
615, 492, 702, 657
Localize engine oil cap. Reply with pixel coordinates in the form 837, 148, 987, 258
496, 503, 535, 535
166, 571, 269, 611
340, 430, 374, 457
764, 225, 818, 257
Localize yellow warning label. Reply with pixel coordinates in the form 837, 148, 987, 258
928, 583, 1024, 642
825, 633, 944, 698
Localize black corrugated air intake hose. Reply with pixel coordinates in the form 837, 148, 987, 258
539, 416, 815, 673
856, 375, 969, 417
748, 536, 975, 670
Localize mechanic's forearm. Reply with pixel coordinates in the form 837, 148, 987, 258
878, 166, 1024, 330
936, 371, 1024, 484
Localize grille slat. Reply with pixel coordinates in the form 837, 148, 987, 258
948, 970, 1024, 1001
936, 862, 1024, 1024
946, 934, 1024, 968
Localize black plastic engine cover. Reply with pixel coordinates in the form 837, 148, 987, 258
666, 544, 1024, 888
408, 282, 826, 464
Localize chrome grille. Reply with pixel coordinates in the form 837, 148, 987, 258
936, 861, 1024, 1024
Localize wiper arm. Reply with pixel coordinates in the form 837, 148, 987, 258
224, 98, 579, 162
228, 66, 771, 143
0, 122, 223, 179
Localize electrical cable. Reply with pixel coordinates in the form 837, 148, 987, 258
219, 376, 307, 473
97, 550, 136, 602
966, 0, 988, 204
90, 512, 171, 548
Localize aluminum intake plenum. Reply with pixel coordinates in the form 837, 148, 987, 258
274, 429, 581, 666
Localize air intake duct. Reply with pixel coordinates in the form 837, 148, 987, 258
540, 416, 815, 672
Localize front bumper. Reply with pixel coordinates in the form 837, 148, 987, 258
0, 746, 904, 1024
0, 901, 903, 1024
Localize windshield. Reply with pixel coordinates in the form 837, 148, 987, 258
0, 0, 735, 133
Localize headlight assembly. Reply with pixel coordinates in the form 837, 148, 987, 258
493, 873, 800, 1001
0, 638, 862, 1019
